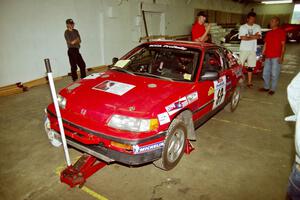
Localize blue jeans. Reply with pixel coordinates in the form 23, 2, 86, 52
263, 58, 281, 91
287, 164, 300, 200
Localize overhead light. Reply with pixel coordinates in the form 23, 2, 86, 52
261, 0, 293, 4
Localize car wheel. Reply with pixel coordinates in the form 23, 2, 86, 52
225, 85, 241, 112
153, 119, 187, 170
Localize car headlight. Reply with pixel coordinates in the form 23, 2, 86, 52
108, 114, 159, 132
57, 95, 67, 109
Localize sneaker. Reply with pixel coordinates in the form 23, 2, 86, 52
268, 90, 275, 95
259, 88, 269, 92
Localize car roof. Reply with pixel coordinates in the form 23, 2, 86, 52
144, 40, 217, 50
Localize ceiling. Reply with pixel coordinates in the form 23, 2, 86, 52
232, 0, 297, 4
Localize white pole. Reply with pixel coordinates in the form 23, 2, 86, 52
45, 59, 71, 166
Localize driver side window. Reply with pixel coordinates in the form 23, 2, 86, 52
201, 49, 224, 75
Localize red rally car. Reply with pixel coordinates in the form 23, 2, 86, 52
281, 23, 300, 43
45, 41, 243, 170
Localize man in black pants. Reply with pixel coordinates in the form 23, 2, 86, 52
64, 19, 86, 81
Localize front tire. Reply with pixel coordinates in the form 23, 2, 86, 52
154, 119, 187, 170
225, 85, 241, 112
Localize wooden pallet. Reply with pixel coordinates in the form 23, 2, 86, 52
0, 65, 107, 97
0, 82, 27, 97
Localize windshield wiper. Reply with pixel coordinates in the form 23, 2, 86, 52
133, 72, 173, 81
110, 67, 136, 76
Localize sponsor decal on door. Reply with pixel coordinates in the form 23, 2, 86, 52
212, 76, 226, 109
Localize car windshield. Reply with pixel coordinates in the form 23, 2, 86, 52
112, 44, 200, 82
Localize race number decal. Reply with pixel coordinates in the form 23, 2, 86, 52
212, 76, 226, 109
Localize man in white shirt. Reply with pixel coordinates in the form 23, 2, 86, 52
239, 12, 261, 88
287, 72, 300, 199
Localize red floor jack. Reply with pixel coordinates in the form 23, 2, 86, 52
60, 140, 194, 188
59, 140, 194, 188
60, 154, 107, 188
59, 141, 194, 188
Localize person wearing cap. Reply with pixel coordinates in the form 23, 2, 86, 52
64, 19, 86, 81
238, 11, 261, 88
191, 11, 211, 42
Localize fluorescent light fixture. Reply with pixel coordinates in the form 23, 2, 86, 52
294, 4, 300, 12
262, 0, 293, 4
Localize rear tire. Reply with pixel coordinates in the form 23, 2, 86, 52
225, 85, 241, 112
153, 119, 187, 170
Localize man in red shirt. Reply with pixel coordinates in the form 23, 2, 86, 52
260, 16, 286, 95
192, 12, 211, 42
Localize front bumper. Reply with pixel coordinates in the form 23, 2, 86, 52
49, 129, 163, 165
45, 109, 166, 166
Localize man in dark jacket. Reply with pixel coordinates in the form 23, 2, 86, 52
64, 19, 86, 81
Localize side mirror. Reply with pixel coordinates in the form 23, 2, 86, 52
200, 71, 219, 81
112, 57, 119, 65
108, 57, 119, 68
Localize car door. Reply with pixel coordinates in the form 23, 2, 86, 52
192, 48, 224, 124
217, 47, 234, 102
222, 48, 244, 95
204, 48, 228, 111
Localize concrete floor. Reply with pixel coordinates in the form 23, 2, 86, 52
0, 44, 299, 200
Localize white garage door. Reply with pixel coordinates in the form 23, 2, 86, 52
141, 11, 165, 37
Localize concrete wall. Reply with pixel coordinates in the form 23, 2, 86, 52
246, 3, 294, 15
0, 0, 105, 86
0, 0, 245, 87
244, 3, 294, 27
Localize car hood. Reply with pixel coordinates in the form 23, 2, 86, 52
60, 70, 194, 121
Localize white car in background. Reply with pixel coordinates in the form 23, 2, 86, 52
220, 28, 271, 74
